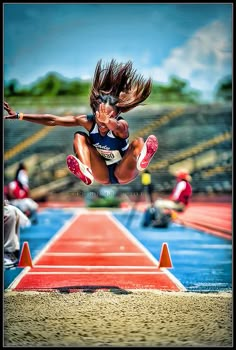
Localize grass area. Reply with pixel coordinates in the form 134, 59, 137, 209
4, 96, 197, 115
4, 96, 90, 114
5, 96, 198, 107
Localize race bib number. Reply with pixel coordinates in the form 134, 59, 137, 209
97, 149, 122, 165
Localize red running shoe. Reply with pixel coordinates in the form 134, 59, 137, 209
66, 155, 94, 185
137, 135, 158, 171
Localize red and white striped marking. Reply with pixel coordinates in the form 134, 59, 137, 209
10, 211, 185, 292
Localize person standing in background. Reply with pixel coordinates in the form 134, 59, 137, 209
141, 169, 155, 205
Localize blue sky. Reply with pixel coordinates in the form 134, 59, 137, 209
4, 3, 232, 101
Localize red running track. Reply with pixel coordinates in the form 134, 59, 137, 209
11, 211, 185, 292
176, 203, 232, 239
124, 200, 232, 240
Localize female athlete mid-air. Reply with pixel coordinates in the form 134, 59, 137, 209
4, 59, 158, 186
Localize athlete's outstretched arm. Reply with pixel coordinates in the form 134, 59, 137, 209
3, 101, 90, 128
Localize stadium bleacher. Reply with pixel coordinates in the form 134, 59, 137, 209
4, 103, 232, 200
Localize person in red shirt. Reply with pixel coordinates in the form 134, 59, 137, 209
142, 169, 192, 228
4, 163, 39, 224
5, 162, 29, 200
155, 169, 192, 212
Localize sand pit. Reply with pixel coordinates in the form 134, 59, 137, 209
4, 290, 232, 347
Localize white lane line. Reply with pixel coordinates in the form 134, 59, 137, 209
28, 271, 165, 275
43, 252, 146, 256
106, 211, 187, 291
33, 265, 158, 269
8, 212, 82, 290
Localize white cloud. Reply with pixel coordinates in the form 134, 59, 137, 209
140, 51, 152, 65
148, 21, 232, 99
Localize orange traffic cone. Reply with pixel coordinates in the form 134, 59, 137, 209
18, 242, 33, 268
158, 242, 173, 268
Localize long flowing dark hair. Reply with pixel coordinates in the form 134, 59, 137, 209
90, 59, 152, 114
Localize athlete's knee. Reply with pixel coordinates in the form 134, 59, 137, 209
130, 137, 144, 148
74, 131, 88, 139
73, 131, 91, 145
128, 137, 144, 157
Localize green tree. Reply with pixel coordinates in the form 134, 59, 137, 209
31, 72, 63, 96
4, 72, 201, 102
4, 79, 19, 96
150, 76, 201, 103
214, 76, 232, 102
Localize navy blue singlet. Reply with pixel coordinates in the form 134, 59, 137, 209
87, 114, 129, 184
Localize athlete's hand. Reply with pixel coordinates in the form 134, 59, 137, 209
4, 101, 17, 119
96, 103, 113, 124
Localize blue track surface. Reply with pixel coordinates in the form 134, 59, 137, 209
4, 209, 73, 289
114, 211, 232, 293
4, 208, 232, 292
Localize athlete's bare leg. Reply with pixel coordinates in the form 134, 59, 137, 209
114, 137, 144, 184
70, 133, 158, 185
72, 132, 110, 184
115, 134, 158, 184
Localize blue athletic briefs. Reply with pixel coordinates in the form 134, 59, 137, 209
87, 114, 129, 184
